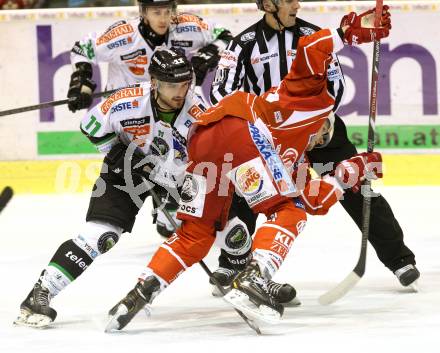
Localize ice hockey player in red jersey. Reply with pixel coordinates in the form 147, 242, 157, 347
106, 7, 390, 330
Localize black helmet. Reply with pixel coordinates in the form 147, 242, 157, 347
255, 0, 280, 11
138, 0, 177, 8
149, 48, 193, 83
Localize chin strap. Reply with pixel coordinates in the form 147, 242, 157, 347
138, 20, 168, 48
270, 2, 286, 30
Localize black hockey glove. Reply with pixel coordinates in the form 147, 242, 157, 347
104, 142, 151, 179
191, 44, 220, 86
67, 62, 97, 113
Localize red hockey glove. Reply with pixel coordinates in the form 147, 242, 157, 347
333, 152, 383, 193
341, 5, 392, 45
300, 176, 344, 216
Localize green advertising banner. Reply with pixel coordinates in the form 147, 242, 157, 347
38, 125, 440, 156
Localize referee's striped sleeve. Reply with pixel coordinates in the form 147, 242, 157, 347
210, 40, 245, 105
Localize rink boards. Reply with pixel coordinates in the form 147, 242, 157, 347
0, 154, 439, 194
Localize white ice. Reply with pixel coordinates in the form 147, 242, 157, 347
0, 186, 439, 353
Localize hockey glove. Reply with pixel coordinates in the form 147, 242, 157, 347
332, 152, 383, 193
104, 142, 151, 179
67, 62, 97, 113
341, 5, 391, 45
191, 44, 220, 86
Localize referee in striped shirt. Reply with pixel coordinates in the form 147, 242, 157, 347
210, 0, 419, 288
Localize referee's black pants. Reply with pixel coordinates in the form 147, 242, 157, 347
306, 114, 416, 272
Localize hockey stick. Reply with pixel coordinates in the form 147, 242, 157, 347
319, 1, 383, 305
0, 89, 117, 117
142, 177, 261, 334
0, 186, 14, 214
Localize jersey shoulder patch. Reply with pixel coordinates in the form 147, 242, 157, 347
173, 13, 209, 30
234, 22, 258, 46
96, 21, 134, 46
295, 18, 321, 36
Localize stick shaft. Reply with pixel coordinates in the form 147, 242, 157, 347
0, 89, 116, 117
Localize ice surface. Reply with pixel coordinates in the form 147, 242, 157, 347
0, 187, 438, 353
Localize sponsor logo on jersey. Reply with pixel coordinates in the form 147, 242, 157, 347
107, 37, 132, 50
251, 52, 278, 65
229, 158, 277, 207
178, 173, 206, 218
188, 105, 204, 119
121, 49, 148, 76
248, 123, 297, 195
287, 49, 296, 57
327, 66, 343, 82
96, 23, 134, 45
171, 40, 193, 48
184, 119, 192, 128
120, 116, 149, 127
176, 25, 202, 33
110, 100, 139, 114
120, 49, 147, 61
235, 164, 263, 197
102, 20, 127, 35
279, 147, 299, 173
101, 87, 143, 114
274, 111, 283, 123
220, 51, 237, 62
240, 31, 255, 43
124, 125, 151, 147
150, 136, 170, 156
296, 219, 307, 234
181, 174, 198, 203
293, 198, 305, 210
173, 138, 187, 161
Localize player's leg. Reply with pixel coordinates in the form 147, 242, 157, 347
307, 114, 419, 286
14, 167, 149, 327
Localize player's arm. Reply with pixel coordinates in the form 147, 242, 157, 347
209, 39, 246, 105
190, 18, 233, 86
68, 21, 133, 112
79, 97, 118, 154
299, 152, 383, 215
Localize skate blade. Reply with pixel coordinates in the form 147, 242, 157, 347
409, 280, 419, 293
13, 310, 53, 328
105, 304, 128, 333
211, 285, 231, 297
283, 297, 302, 308
223, 289, 281, 325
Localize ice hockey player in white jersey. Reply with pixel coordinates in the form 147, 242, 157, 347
12, 49, 218, 328
67, 0, 232, 112
67, 0, 232, 237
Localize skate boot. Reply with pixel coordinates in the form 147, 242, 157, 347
105, 276, 161, 332
266, 280, 301, 306
210, 267, 238, 296
394, 264, 420, 291
14, 279, 57, 328
223, 261, 284, 324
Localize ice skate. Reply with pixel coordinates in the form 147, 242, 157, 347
394, 264, 420, 292
223, 262, 284, 324
210, 267, 238, 296
105, 276, 160, 332
14, 281, 57, 328
266, 280, 301, 306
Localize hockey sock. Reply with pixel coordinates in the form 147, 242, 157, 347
41, 240, 94, 296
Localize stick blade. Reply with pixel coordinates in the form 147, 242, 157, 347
319, 272, 362, 305
0, 186, 14, 212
